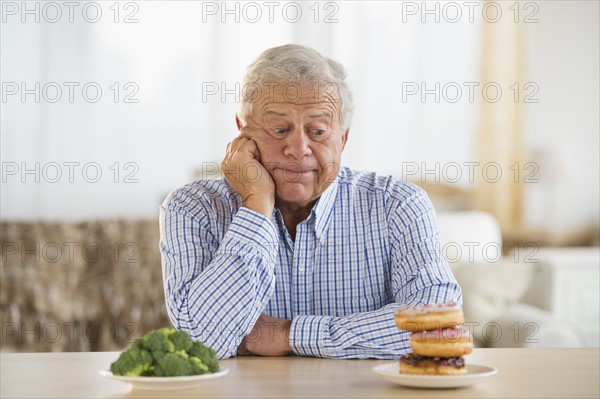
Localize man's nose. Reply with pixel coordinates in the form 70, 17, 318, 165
283, 128, 312, 159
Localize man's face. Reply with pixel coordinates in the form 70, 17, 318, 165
239, 81, 349, 209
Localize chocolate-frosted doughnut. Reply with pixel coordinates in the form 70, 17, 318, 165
410, 326, 473, 357
394, 302, 465, 332
399, 353, 467, 375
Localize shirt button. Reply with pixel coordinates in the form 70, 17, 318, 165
298, 266, 305, 272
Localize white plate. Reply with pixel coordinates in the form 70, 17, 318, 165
99, 367, 229, 391
373, 362, 497, 389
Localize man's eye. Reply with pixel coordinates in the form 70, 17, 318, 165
309, 129, 328, 140
273, 128, 288, 135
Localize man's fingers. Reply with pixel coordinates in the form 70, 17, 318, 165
226, 136, 249, 156
245, 139, 261, 162
225, 140, 233, 155
237, 336, 252, 356
230, 137, 261, 162
221, 126, 275, 218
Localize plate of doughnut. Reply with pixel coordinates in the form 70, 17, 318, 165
374, 302, 497, 388
373, 362, 497, 389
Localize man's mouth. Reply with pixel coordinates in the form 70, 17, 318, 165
273, 166, 317, 181
281, 168, 315, 174
269, 163, 318, 173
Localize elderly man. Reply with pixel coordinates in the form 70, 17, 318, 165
159, 44, 461, 359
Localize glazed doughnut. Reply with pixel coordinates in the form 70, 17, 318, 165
410, 326, 473, 357
399, 354, 466, 376
394, 302, 465, 332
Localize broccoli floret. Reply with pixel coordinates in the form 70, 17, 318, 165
110, 346, 153, 376
140, 367, 155, 377
154, 351, 192, 377
143, 328, 176, 353
130, 337, 144, 350
188, 341, 219, 373
110, 327, 219, 377
151, 350, 167, 362
189, 356, 210, 375
169, 329, 194, 352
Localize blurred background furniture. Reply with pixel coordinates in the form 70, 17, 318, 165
0, 219, 168, 352
437, 211, 595, 348
522, 247, 599, 347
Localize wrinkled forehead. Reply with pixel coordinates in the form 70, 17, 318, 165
248, 80, 342, 115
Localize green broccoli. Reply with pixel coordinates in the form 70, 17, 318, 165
143, 328, 176, 353
110, 345, 153, 376
150, 349, 166, 362
189, 356, 210, 375
169, 329, 194, 352
110, 327, 220, 377
154, 351, 192, 376
188, 341, 220, 373
130, 337, 144, 350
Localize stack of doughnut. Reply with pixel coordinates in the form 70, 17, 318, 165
394, 302, 473, 375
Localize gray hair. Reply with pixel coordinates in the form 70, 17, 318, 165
239, 44, 354, 131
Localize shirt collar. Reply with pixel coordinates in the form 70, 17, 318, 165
271, 171, 341, 245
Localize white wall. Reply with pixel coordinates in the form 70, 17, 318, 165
1, 1, 598, 232
523, 0, 600, 230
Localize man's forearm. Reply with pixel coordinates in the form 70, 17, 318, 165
288, 305, 411, 359
286, 282, 462, 359
161, 201, 279, 359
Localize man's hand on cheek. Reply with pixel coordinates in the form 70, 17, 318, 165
221, 132, 275, 218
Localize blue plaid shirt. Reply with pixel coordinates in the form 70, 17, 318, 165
159, 167, 461, 359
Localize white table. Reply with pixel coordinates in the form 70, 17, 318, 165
1, 348, 599, 398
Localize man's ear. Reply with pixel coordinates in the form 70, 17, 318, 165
341, 129, 350, 150
235, 114, 242, 131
